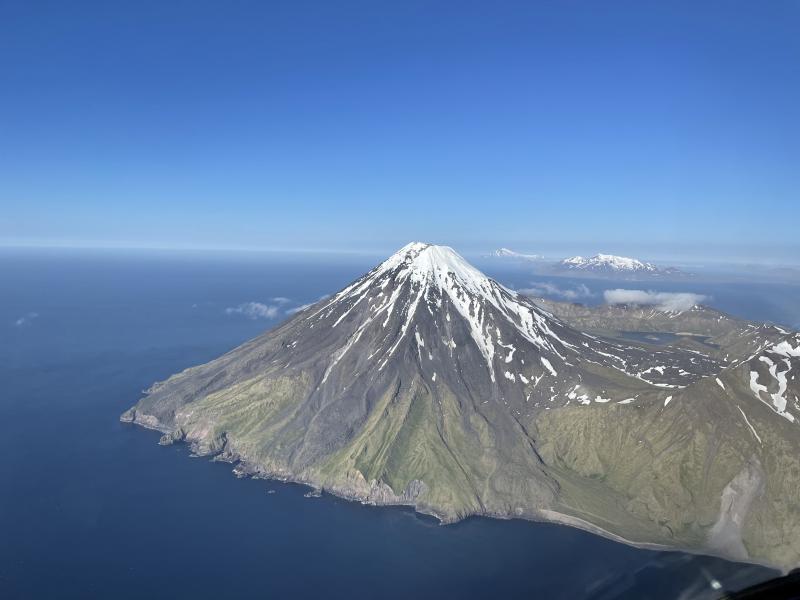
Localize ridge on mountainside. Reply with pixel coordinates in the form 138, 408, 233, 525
122, 242, 800, 570
532, 298, 792, 364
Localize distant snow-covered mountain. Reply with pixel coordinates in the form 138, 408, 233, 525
489, 248, 544, 261
561, 254, 657, 272
490, 249, 685, 278
556, 254, 682, 277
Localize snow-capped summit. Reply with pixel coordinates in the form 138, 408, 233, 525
324, 242, 569, 381
345, 242, 501, 302
375, 242, 488, 284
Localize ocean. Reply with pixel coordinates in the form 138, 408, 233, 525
2, 248, 796, 599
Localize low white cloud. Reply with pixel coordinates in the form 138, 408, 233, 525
225, 295, 327, 320
286, 303, 313, 315
286, 294, 330, 315
14, 312, 38, 327
603, 289, 707, 312
519, 282, 593, 301
225, 302, 281, 319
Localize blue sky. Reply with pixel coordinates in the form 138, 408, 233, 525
1, 1, 798, 262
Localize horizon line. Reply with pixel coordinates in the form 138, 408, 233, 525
1, 240, 799, 269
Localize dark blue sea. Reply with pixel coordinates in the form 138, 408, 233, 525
2, 248, 797, 599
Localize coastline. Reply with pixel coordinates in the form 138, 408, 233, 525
120, 409, 784, 574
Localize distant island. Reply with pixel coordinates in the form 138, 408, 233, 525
555, 253, 683, 277
490, 248, 687, 279
488, 248, 544, 261
123, 243, 800, 571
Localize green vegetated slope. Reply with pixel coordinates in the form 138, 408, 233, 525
535, 361, 800, 568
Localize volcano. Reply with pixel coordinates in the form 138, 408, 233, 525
123, 243, 800, 569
